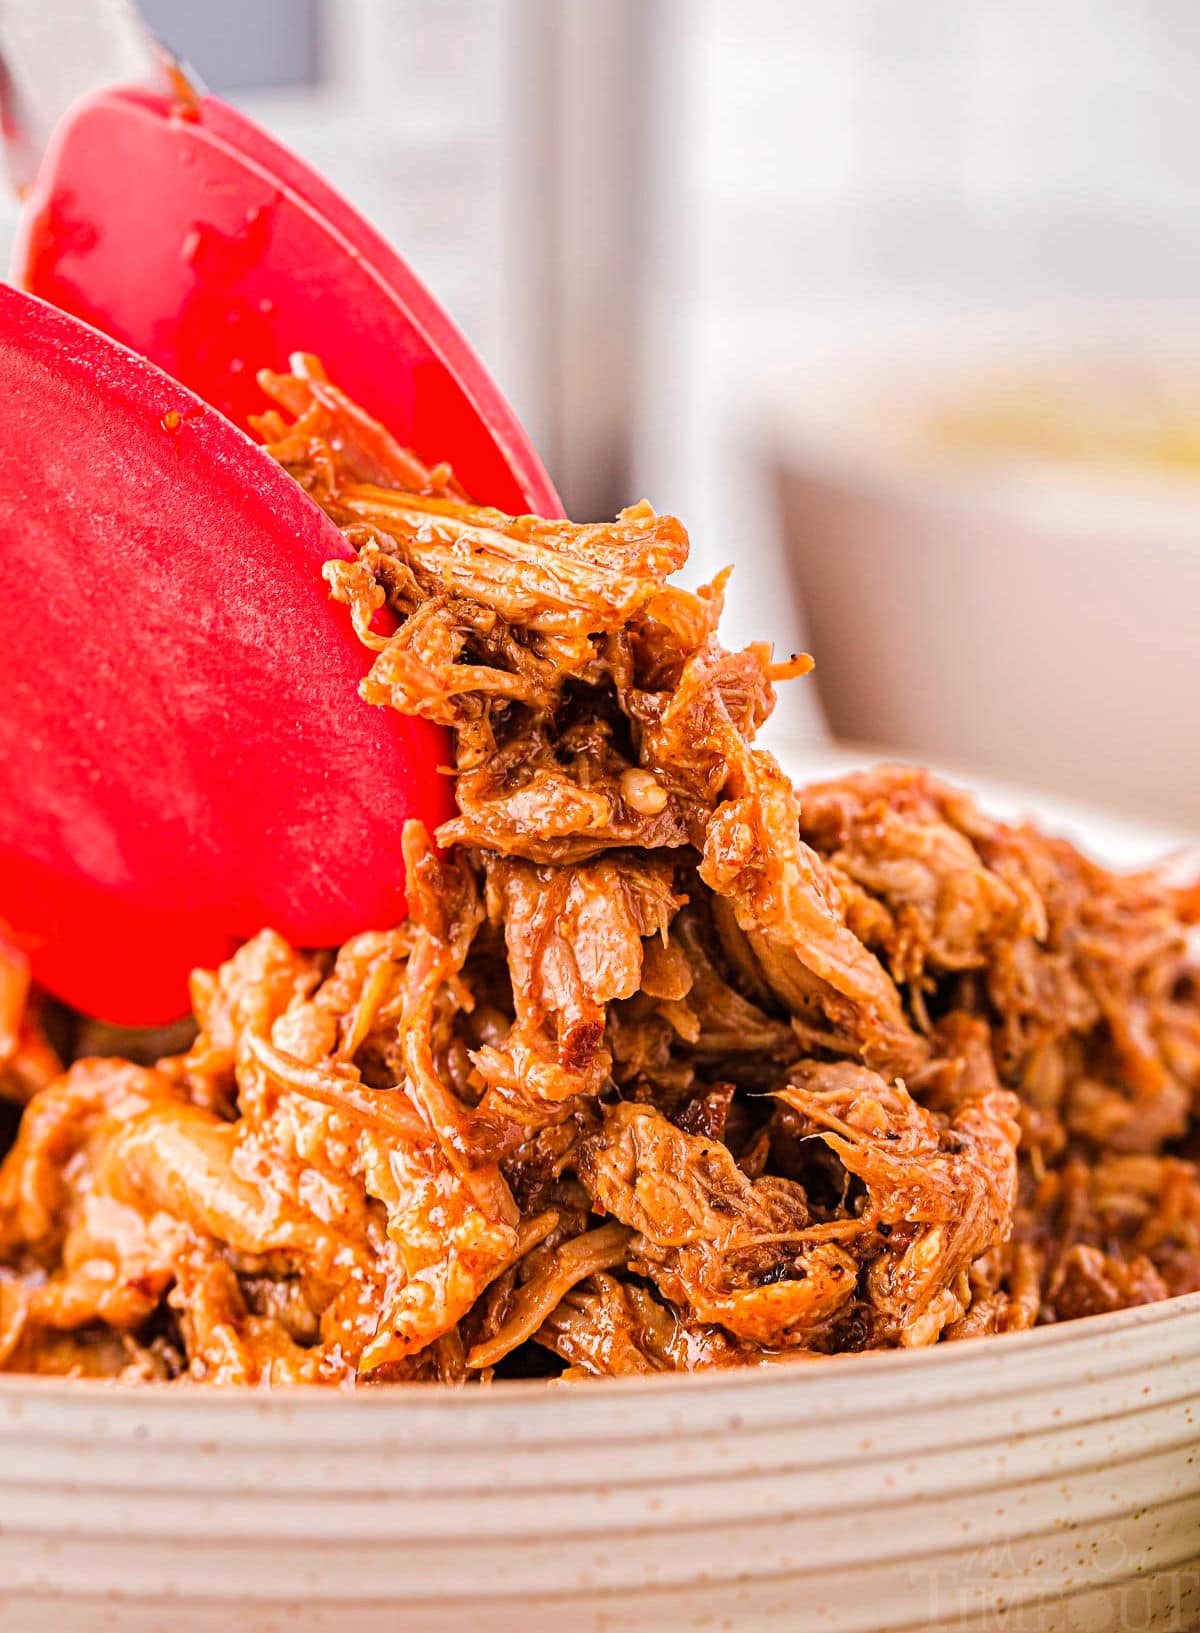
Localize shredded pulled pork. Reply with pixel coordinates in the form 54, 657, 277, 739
1, 355, 1197, 1384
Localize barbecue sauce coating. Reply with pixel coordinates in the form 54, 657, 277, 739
0, 357, 1196, 1384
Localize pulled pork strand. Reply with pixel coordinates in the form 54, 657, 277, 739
0, 357, 1197, 1384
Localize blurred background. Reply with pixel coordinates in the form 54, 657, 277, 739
10, 0, 1200, 821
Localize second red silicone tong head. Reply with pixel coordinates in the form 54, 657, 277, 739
0, 0, 561, 515
0, 285, 456, 1026
14, 81, 562, 518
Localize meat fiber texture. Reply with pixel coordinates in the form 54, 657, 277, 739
0, 354, 1197, 1385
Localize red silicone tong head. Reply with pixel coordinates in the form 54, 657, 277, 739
1, 75, 565, 1025
14, 84, 562, 519
0, 285, 455, 1026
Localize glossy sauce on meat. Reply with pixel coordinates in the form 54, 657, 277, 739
0, 356, 1196, 1384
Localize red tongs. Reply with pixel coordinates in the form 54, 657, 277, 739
0, 4, 562, 1026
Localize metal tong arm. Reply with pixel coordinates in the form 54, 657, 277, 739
0, 0, 181, 192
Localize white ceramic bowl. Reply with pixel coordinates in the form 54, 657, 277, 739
1, 754, 1197, 1633
770, 319, 1200, 827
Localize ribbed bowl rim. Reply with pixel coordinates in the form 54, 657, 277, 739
0, 1288, 1195, 1437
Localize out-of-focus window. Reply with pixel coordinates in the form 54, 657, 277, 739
138, 0, 324, 92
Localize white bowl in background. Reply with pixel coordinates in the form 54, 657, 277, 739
769, 314, 1200, 827
0, 757, 1197, 1633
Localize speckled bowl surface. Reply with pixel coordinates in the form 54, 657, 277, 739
2, 751, 1197, 1633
